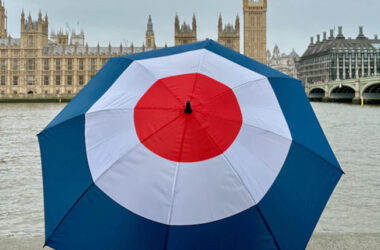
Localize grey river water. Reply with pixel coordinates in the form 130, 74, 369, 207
0, 102, 379, 249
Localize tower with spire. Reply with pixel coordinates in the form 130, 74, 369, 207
174, 14, 197, 46
0, 0, 7, 38
145, 15, 156, 49
218, 14, 240, 52
20, 9, 48, 48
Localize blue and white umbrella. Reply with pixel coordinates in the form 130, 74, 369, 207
38, 40, 343, 250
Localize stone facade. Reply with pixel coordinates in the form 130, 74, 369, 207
218, 14, 240, 52
174, 14, 197, 46
0, 0, 270, 98
267, 45, 299, 78
243, 0, 267, 64
0, 10, 158, 97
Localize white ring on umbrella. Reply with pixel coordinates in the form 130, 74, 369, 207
84, 49, 292, 225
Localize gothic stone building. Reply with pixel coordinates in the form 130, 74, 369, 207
298, 26, 380, 85
267, 45, 299, 79
175, 0, 267, 62
218, 14, 240, 52
174, 14, 197, 46
0, 4, 158, 97
0, 0, 269, 98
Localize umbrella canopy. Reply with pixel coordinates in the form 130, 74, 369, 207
38, 40, 343, 250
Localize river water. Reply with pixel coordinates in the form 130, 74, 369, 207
0, 103, 379, 246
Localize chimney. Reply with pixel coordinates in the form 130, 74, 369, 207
357, 26, 366, 39
329, 29, 334, 40
336, 26, 345, 39
323, 32, 327, 41
375, 34, 379, 40
310, 36, 314, 44
317, 34, 320, 43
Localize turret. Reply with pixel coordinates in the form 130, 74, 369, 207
38, 10, 42, 22
175, 14, 179, 33
0, 0, 7, 38
218, 14, 222, 33
192, 13, 197, 33
21, 10, 25, 24
235, 14, 240, 33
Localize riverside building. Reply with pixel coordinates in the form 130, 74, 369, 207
297, 26, 380, 85
0, 4, 158, 98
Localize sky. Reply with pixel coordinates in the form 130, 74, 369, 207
5, 0, 380, 55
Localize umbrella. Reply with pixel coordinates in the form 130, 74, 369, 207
38, 40, 343, 250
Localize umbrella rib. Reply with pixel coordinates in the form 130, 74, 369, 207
189, 50, 207, 102
202, 77, 267, 106
195, 110, 341, 172
44, 183, 95, 246
166, 115, 189, 225
134, 61, 183, 105
46, 114, 187, 243
190, 116, 282, 250
94, 113, 185, 183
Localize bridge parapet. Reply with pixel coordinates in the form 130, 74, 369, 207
305, 75, 380, 103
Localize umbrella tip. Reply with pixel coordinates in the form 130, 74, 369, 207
184, 100, 193, 114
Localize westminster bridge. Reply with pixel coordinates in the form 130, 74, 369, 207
305, 76, 380, 103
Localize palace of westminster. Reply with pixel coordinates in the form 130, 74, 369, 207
0, 0, 274, 97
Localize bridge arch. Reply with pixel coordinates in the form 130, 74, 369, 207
361, 82, 380, 101
329, 85, 355, 101
308, 88, 325, 99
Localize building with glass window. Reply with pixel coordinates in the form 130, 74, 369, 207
297, 26, 380, 85
0, 4, 159, 97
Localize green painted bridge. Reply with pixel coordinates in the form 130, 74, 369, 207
305, 76, 380, 103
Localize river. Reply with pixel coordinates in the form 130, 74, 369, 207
0, 102, 379, 249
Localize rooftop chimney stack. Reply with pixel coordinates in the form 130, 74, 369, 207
310, 36, 314, 44
317, 34, 320, 43
323, 32, 327, 41
336, 26, 345, 39
357, 26, 366, 39
375, 34, 379, 40
329, 29, 334, 40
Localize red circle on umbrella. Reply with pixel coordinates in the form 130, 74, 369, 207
134, 73, 242, 163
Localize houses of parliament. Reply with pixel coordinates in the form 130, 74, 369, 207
0, 0, 267, 98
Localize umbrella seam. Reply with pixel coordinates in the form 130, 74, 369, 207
163, 115, 189, 250
44, 183, 95, 246
93, 113, 185, 183
196, 109, 342, 173
134, 61, 184, 105
203, 77, 267, 105
189, 50, 207, 102
191, 116, 282, 249
202, 76, 300, 107
46, 114, 186, 243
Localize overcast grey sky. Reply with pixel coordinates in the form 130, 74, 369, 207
6, 0, 380, 55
